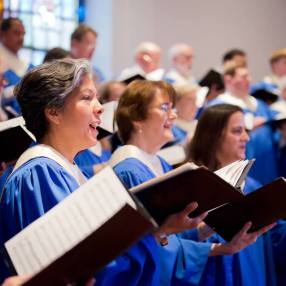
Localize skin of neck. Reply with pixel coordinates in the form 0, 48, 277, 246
127, 132, 162, 155
41, 131, 80, 164
215, 153, 233, 170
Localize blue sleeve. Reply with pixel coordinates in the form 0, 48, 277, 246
160, 234, 211, 286
75, 149, 111, 178
114, 158, 212, 285
271, 220, 286, 286
0, 158, 79, 283
95, 158, 161, 285
0, 158, 79, 242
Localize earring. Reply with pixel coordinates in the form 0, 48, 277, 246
138, 128, 143, 134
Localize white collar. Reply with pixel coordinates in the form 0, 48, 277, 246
165, 69, 195, 84
109, 145, 164, 177
218, 91, 257, 111
12, 144, 87, 185
0, 43, 29, 76
89, 142, 102, 157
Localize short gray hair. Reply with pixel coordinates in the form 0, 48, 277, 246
15, 58, 92, 140
135, 41, 161, 56
168, 43, 193, 63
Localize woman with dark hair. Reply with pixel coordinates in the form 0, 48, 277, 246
188, 104, 246, 171
106, 82, 271, 286
186, 104, 277, 286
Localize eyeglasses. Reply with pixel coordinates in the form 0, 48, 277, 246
151, 102, 177, 114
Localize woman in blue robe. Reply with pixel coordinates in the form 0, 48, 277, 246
0, 61, 209, 285
206, 64, 278, 185
106, 81, 270, 286
0, 59, 164, 286
187, 104, 277, 285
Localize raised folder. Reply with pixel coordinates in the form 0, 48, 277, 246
131, 160, 286, 241
130, 161, 249, 224
204, 178, 286, 241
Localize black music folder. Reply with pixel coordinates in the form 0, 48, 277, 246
0, 117, 35, 163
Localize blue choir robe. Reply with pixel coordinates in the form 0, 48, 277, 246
198, 176, 277, 286
75, 147, 111, 178
2, 64, 34, 115
109, 151, 211, 286
271, 220, 286, 286
208, 94, 278, 184
0, 145, 158, 286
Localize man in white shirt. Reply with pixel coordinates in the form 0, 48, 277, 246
165, 43, 196, 85
118, 41, 164, 81
0, 17, 31, 115
70, 24, 105, 85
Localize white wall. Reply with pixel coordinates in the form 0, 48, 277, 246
87, 0, 286, 82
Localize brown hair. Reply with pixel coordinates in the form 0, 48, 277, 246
71, 24, 97, 42
116, 80, 176, 143
186, 104, 243, 171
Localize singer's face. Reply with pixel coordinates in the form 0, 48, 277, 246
216, 111, 249, 166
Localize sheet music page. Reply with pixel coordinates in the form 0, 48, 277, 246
99, 101, 117, 133
0, 116, 25, 132
5, 166, 136, 276
215, 160, 249, 188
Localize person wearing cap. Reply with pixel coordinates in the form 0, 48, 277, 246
263, 48, 286, 93
118, 41, 165, 81
164, 43, 196, 85
207, 62, 278, 185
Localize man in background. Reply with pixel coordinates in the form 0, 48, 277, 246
165, 43, 195, 85
70, 24, 105, 85
118, 41, 164, 81
0, 17, 32, 116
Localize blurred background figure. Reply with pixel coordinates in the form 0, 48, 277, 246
165, 43, 195, 85
70, 24, 105, 85
0, 17, 33, 116
263, 48, 286, 94
98, 80, 126, 104
118, 41, 164, 81
43, 47, 70, 63
173, 83, 198, 143
208, 62, 278, 185
222, 48, 248, 68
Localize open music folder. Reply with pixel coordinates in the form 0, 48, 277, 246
4, 159, 286, 284
130, 160, 251, 224
131, 159, 286, 241
2, 167, 155, 286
